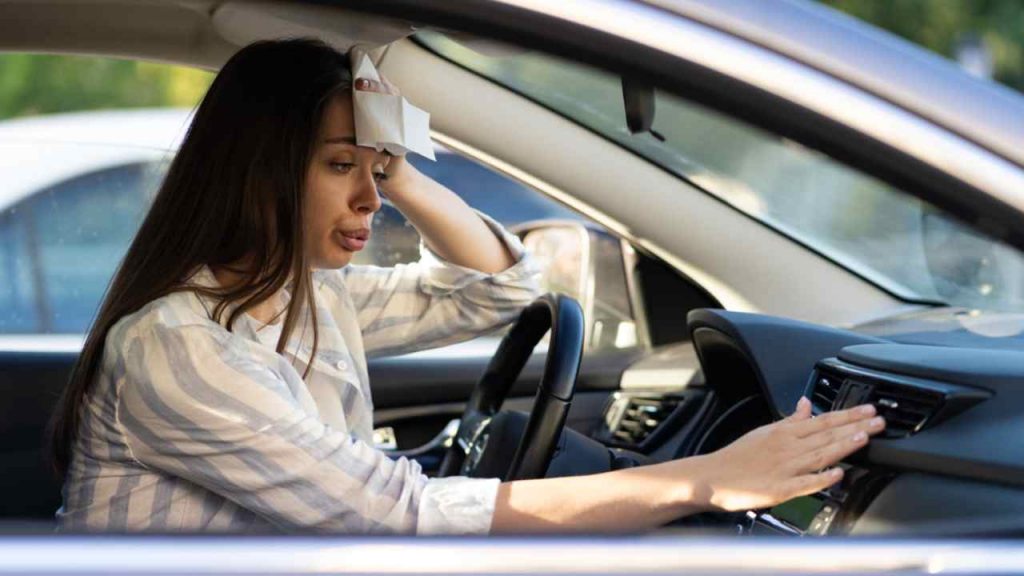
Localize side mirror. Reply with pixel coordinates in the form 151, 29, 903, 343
518, 221, 648, 354
521, 224, 589, 304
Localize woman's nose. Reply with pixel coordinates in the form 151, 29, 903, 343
352, 170, 382, 215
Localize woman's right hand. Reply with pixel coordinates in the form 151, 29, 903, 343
491, 398, 885, 534
689, 397, 885, 513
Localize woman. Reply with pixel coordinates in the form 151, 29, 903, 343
51, 38, 884, 534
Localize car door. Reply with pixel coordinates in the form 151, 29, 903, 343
0, 140, 170, 519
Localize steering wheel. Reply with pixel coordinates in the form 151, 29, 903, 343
437, 294, 585, 481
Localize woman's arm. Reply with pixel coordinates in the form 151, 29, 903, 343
382, 155, 516, 274
354, 75, 513, 274
490, 398, 885, 533
491, 455, 707, 533
328, 208, 540, 358
331, 76, 540, 356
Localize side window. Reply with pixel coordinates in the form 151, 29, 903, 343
0, 162, 164, 333
409, 152, 581, 226
0, 52, 205, 335
0, 208, 36, 332
589, 233, 638, 351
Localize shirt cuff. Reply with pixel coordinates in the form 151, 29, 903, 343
416, 476, 501, 535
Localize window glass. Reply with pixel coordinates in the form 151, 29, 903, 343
32, 163, 163, 332
352, 150, 581, 267
0, 208, 36, 332
410, 152, 581, 226
590, 233, 637, 351
0, 158, 165, 333
418, 31, 1024, 314
0, 51, 207, 334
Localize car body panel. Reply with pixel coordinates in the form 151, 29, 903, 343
652, 0, 1024, 167
2, 535, 1024, 574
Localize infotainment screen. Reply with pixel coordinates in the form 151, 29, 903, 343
769, 495, 826, 531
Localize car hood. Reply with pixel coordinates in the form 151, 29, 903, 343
854, 307, 1024, 350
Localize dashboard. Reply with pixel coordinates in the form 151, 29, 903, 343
598, 308, 1024, 537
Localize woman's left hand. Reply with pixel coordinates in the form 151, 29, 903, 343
354, 76, 399, 96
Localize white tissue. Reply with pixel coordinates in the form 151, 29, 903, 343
350, 47, 436, 161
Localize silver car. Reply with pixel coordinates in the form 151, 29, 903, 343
0, 0, 1022, 574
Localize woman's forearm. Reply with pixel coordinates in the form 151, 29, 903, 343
489, 399, 886, 534
490, 458, 711, 534
383, 157, 516, 274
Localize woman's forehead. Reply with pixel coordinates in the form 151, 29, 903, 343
317, 92, 391, 159
320, 94, 355, 139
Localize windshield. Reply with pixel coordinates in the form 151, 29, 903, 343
418, 31, 1024, 313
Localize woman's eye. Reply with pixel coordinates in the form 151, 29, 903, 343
329, 162, 354, 173
373, 172, 389, 183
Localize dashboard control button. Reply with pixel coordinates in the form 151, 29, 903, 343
808, 503, 838, 535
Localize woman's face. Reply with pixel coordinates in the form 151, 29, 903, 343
304, 93, 389, 269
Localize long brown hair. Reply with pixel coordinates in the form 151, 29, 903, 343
49, 38, 353, 475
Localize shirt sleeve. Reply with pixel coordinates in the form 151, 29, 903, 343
115, 322, 500, 535
330, 211, 543, 358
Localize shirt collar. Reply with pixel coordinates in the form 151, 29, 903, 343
182, 264, 335, 361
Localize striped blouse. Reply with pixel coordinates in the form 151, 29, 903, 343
57, 213, 541, 534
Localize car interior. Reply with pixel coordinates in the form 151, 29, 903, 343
2, 0, 1024, 538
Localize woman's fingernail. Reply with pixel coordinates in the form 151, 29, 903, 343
797, 397, 809, 409
852, 431, 867, 443
829, 467, 843, 478
858, 404, 876, 416
871, 417, 885, 429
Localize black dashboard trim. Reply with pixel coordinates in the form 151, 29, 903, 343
687, 309, 885, 417
685, 309, 1024, 490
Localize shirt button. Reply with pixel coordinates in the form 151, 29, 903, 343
335, 360, 348, 371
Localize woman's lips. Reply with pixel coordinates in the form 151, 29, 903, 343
336, 228, 370, 252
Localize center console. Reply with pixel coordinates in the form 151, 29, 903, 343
746, 464, 893, 536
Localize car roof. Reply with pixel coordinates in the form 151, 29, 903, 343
0, 107, 194, 150
654, 0, 1024, 167
0, 108, 193, 209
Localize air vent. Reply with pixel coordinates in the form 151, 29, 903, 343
811, 372, 843, 412
605, 395, 682, 447
810, 359, 989, 440
864, 381, 944, 438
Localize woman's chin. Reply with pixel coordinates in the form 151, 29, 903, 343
312, 247, 355, 270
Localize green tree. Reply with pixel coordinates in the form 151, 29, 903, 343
0, 53, 212, 119
819, 0, 1024, 92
